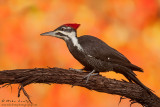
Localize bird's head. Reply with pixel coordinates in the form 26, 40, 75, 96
40, 23, 80, 41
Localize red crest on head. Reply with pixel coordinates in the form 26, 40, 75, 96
64, 23, 80, 30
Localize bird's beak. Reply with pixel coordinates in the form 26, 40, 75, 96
40, 31, 56, 36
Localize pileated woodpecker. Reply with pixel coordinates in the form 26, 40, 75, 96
41, 23, 151, 94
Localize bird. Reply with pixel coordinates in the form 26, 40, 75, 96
40, 23, 152, 94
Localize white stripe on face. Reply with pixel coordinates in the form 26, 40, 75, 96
58, 31, 83, 51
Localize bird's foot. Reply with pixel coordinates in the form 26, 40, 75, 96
69, 68, 84, 72
83, 70, 98, 83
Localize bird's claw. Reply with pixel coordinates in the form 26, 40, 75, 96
83, 70, 98, 83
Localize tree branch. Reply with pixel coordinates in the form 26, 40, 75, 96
0, 67, 160, 107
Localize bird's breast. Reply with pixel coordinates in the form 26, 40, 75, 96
66, 42, 91, 66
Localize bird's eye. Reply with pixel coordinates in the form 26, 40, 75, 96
61, 27, 65, 31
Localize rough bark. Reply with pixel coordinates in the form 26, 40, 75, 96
0, 67, 159, 107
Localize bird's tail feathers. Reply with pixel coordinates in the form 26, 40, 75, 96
122, 69, 153, 95
126, 63, 143, 72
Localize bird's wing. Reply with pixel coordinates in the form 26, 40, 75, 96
78, 35, 130, 63
78, 35, 143, 72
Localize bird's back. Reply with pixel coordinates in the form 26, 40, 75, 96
78, 35, 143, 72
78, 35, 130, 62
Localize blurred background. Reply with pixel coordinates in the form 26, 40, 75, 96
0, 0, 160, 107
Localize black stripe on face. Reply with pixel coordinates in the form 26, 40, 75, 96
56, 25, 74, 33
55, 32, 68, 37
65, 28, 73, 32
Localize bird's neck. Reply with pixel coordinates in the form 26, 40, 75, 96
65, 32, 83, 51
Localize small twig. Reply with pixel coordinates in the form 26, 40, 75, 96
118, 96, 126, 105
0, 83, 11, 88
130, 100, 137, 107
18, 76, 39, 97
0, 83, 12, 93
18, 84, 32, 104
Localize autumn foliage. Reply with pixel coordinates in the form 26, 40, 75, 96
0, 0, 160, 107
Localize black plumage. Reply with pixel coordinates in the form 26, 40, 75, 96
41, 24, 152, 94
66, 35, 151, 93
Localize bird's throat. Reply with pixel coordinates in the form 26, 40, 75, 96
70, 36, 82, 51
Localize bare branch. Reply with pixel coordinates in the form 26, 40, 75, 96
0, 67, 160, 107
